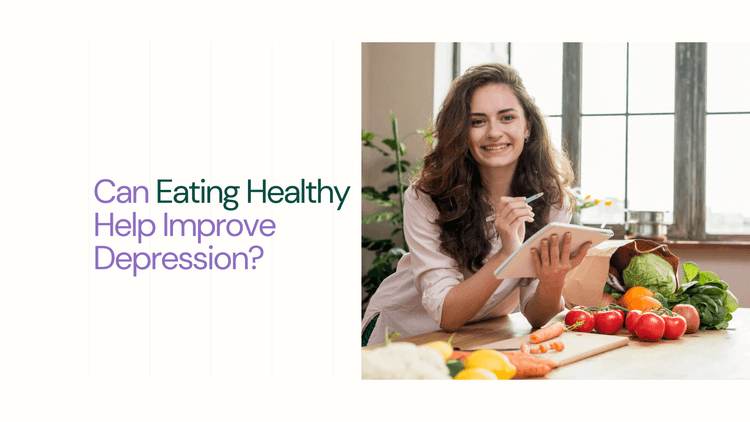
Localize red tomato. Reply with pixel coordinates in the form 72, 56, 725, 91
565, 308, 595, 333
593, 309, 624, 334
634, 312, 665, 341
625, 309, 642, 336
662, 313, 687, 340
614, 309, 625, 321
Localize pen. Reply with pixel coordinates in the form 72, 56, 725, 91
486, 192, 544, 222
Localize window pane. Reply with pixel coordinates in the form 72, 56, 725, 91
707, 43, 750, 112
628, 43, 675, 113
545, 116, 562, 153
580, 116, 626, 224
706, 114, 750, 234
510, 43, 563, 116
626, 115, 674, 223
582, 43, 627, 115
460, 43, 509, 74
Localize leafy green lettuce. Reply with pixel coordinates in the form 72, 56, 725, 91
666, 262, 740, 330
622, 253, 678, 297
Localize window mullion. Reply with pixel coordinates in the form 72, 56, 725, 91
562, 42, 583, 186
452, 43, 461, 80
673, 43, 708, 240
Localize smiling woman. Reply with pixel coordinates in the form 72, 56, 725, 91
362, 63, 592, 346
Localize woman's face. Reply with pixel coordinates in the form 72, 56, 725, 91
467, 83, 530, 173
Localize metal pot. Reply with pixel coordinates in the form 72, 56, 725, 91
625, 210, 669, 241
626, 210, 666, 224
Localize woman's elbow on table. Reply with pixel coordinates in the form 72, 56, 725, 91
439, 320, 463, 333
523, 302, 565, 328
524, 314, 553, 329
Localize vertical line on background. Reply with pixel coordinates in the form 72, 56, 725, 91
87, 43, 91, 377
270, 43, 274, 378
148, 42, 152, 377
624, 43, 630, 211
209, 43, 213, 377
331, 43, 335, 377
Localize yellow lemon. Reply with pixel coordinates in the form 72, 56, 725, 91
463, 349, 516, 380
421, 341, 453, 360
453, 368, 498, 380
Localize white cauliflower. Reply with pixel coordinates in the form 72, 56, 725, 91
361, 342, 452, 380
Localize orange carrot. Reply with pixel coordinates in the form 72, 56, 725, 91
538, 343, 548, 353
501, 352, 558, 378
530, 322, 564, 344
520, 344, 529, 353
550, 341, 565, 351
449, 350, 472, 362
529, 347, 540, 354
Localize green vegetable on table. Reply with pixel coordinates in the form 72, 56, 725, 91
622, 253, 678, 297
664, 262, 739, 330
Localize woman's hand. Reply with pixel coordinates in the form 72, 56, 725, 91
492, 196, 534, 254
521, 232, 592, 328
531, 232, 591, 289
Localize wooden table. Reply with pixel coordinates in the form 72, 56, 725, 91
364, 308, 750, 379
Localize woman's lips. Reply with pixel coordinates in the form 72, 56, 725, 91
483, 143, 510, 151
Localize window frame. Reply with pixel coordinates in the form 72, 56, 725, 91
455, 41, 750, 242
565, 42, 747, 241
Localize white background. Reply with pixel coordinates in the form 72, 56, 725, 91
0, 1, 746, 420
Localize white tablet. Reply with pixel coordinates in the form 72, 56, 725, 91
493, 222, 614, 279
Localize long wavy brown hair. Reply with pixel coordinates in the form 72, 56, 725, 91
413, 63, 576, 272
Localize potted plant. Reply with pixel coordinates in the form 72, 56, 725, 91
361, 112, 432, 314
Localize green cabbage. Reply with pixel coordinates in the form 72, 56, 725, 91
622, 253, 677, 296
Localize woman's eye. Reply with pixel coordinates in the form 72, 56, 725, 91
471, 119, 485, 126
501, 114, 515, 121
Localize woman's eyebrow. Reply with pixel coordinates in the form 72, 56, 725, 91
469, 108, 518, 116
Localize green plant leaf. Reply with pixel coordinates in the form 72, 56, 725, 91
417, 129, 435, 145
653, 292, 669, 308
682, 262, 700, 284
361, 129, 374, 141
361, 186, 385, 199
363, 195, 397, 208
382, 138, 408, 156
384, 185, 401, 197
409, 161, 424, 176
362, 139, 390, 156
725, 290, 739, 312
383, 162, 411, 174
362, 211, 395, 224
714, 321, 729, 330
362, 237, 397, 253
698, 270, 721, 286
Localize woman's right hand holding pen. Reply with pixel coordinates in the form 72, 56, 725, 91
492, 196, 534, 254
441, 195, 534, 332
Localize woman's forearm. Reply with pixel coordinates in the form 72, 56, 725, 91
439, 252, 510, 332
521, 282, 565, 328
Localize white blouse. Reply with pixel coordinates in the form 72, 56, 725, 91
362, 185, 571, 346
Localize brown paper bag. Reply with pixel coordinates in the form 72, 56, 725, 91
561, 239, 680, 309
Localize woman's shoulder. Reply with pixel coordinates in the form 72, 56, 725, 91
404, 184, 439, 222
405, 184, 434, 207
548, 200, 573, 224
404, 184, 425, 200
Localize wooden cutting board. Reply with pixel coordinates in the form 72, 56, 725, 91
464, 331, 629, 366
